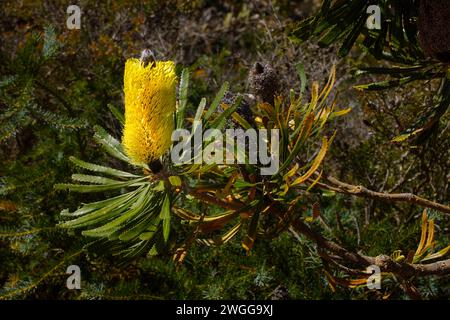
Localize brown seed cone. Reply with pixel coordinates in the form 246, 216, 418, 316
248, 62, 280, 104
418, 0, 450, 63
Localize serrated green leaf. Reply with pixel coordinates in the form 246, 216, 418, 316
55, 177, 145, 193
69, 156, 140, 179
119, 214, 160, 242
71, 174, 122, 185
204, 81, 229, 120
160, 194, 171, 242
176, 68, 190, 129
107, 104, 125, 126
82, 185, 151, 237
93, 125, 130, 163
61, 189, 139, 217
194, 97, 207, 123
295, 63, 307, 96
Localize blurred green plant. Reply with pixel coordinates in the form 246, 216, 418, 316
0, 26, 87, 142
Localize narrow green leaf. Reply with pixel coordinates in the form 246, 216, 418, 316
107, 103, 125, 126
54, 177, 145, 193
118, 213, 159, 242
194, 97, 207, 124
59, 188, 142, 228
295, 63, 307, 96
176, 68, 190, 129
204, 81, 229, 120
69, 156, 140, 178
93, 125, 130, 163
60, 189, 139, 217
71, 174, 122, 185
82, 185, 151, 237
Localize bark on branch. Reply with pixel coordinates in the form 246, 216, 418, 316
318, 175, 450, 215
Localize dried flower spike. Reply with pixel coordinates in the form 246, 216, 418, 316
122, 52, 177, 165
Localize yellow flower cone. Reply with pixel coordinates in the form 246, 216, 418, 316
122, 58, 177, 165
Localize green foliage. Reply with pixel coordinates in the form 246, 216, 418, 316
0, 26, 86, 142
55, 66, 339, 257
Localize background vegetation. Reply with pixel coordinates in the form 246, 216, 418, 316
0, 0, 448, 299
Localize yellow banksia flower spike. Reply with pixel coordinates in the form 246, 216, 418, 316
122, 55, 177, 165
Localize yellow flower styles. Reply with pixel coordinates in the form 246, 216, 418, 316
122, 58, 177, 165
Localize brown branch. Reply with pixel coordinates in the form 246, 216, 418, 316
319, 175, 450, 215
316, 249, 369, 276
408, 259, 450, 276
291, 218, 450, 277
291, 219, 371, 265
362, 254, 450, 277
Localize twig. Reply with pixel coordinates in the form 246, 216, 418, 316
187, 189, 243, 211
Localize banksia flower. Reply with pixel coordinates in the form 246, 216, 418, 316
122, 52, 177, 167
